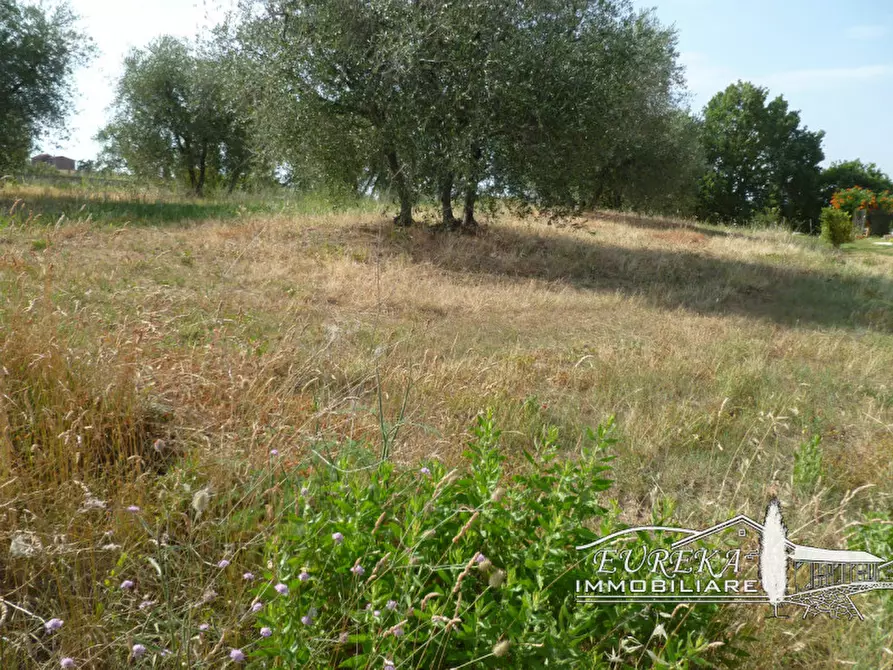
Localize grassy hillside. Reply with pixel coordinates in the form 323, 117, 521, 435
2, 185, 893, 668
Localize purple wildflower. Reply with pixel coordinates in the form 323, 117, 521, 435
350, 564, 365, 576
386, 600, 397, 611
475, 553, 486, 564
60, 659, 75, 669
298, 570, 310, 582
126, 505, 140, 513
393, 626, 405, 637
132, 644, 146, 658
332, 532, 344, 544
373, 610, 381, 617
120, 579, 134, 590
260, 626, 272, 638
301, 613, 313, 626
229, 648, 246, 663
250, 601, 264, 613
199, 623, 210, 631
420, 467, 431, 476
384, 659, 395, 670
138, 600, 155, 610
274, 583, 289, 596
300, 487, 309, 496
242, 572, 255, 581
270, 449, 279, 456
217, 559, 230, 568
45, 618, 64, 632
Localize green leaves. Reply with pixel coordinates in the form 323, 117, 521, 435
250, 410, 733, 668
98, 35, 258, 195
0, 0, 94, 172
698, 81, 825, 228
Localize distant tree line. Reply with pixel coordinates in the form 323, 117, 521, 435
3, 0, 892, 232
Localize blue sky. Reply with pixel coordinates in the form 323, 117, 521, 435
636, 0, 893, 174
42, 0, 893, 176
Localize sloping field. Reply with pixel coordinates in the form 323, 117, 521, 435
2, 193, 893, 667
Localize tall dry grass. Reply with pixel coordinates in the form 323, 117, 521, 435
1, 189, 893, 666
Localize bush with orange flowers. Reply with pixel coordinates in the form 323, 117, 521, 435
831, 186, 893, 216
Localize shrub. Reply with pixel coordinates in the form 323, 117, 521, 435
252, 411, 738, 668
820, 207, 854, 248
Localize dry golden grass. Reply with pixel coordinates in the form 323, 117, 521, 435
2, 195, 893, 667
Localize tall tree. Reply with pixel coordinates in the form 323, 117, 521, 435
98, 36, 254, 196
239, 0, 425, 224
0, 0, 93, 172
239, 0, 696, 223
698, 81, 825, 227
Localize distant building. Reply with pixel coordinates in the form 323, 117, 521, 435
31, 154, 77, 171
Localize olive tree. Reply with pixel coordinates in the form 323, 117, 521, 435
99, 36, 255, 195
0, 0, 93, 172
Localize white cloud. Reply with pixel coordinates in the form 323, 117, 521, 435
756, 65, 893, 93
678, 51, 893, 105
845, 24, 888, 40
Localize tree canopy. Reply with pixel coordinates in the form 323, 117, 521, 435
0, 0, 93, 172
235, 0, 700, 223
697, 81, 825, 228
98, 35, 260, 195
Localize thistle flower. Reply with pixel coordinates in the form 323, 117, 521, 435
60, 658, 75, 669
243, 572, 255, 581
332, 532, 344, 544
45, 618, 64, 632
217, 559, 230, 568
274, 583, 289, 595
229, 648, 246, 663
251, 601, 264, 613
298, 570, 310, 581
260, 627, 272, 638
493, 640, 511, 658
120, 579, 134, 590
132, 644, 146, 658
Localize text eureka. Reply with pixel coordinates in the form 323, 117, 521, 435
575, 547, 762, 595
